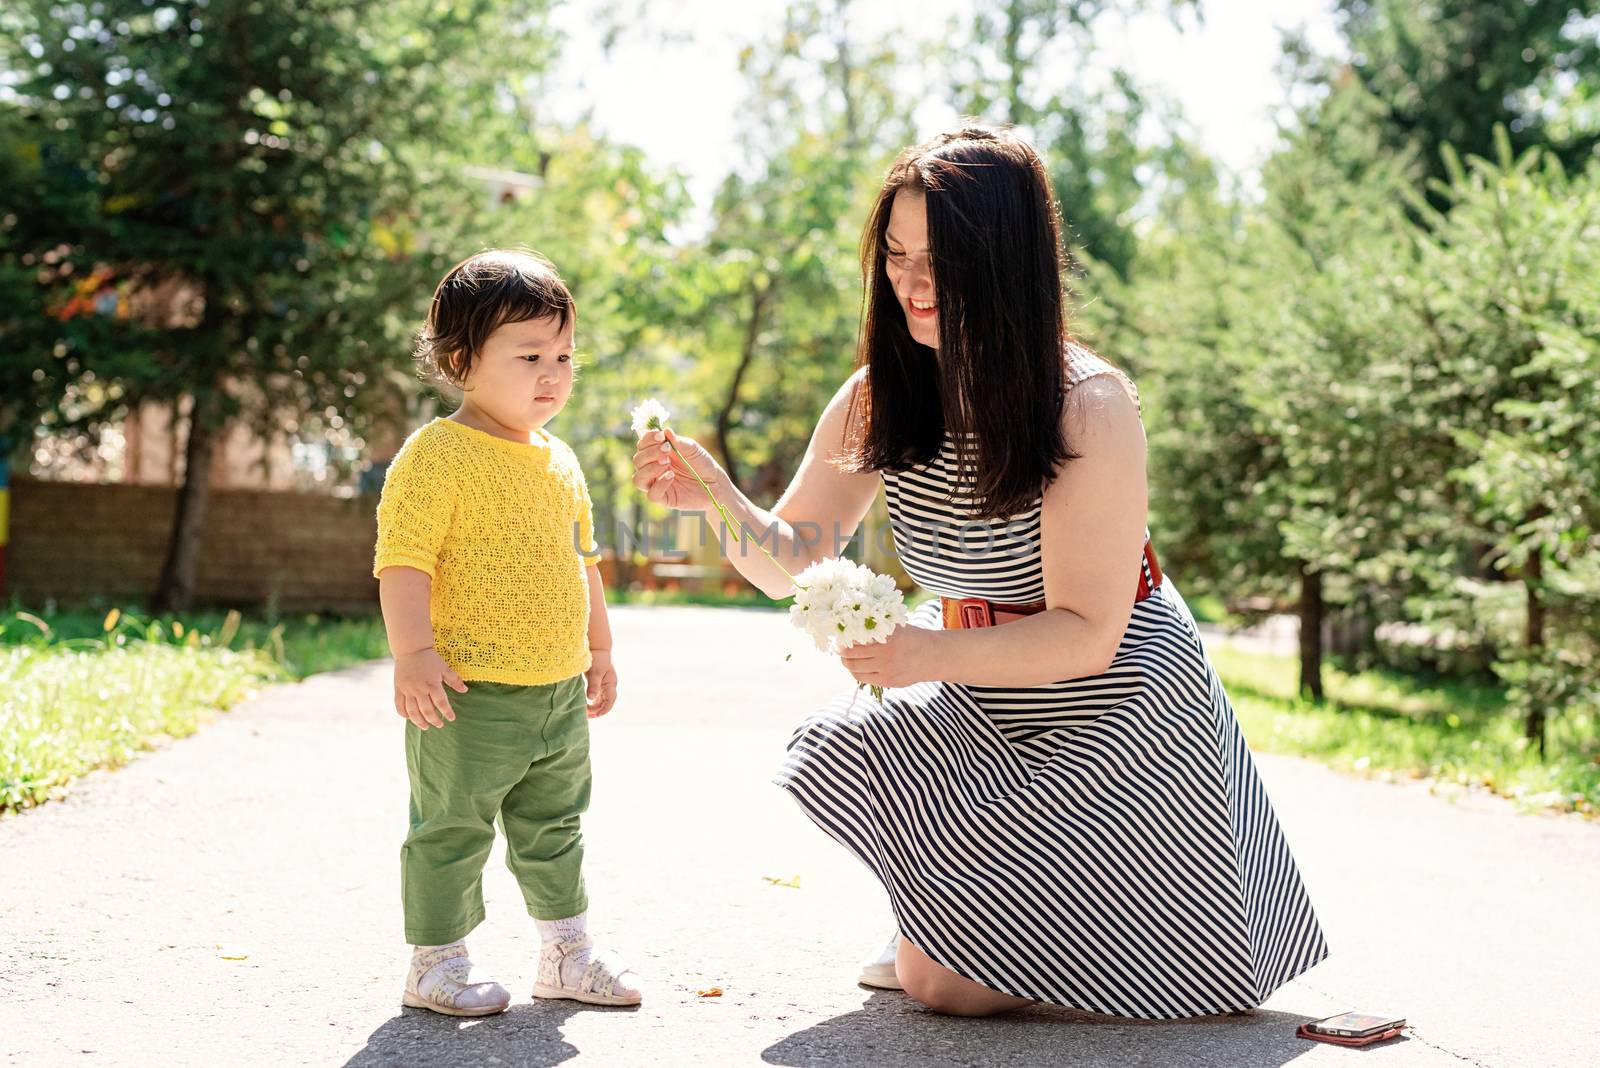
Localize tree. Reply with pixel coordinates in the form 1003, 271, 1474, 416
0, 0, 563, 610
1084, 66, 1457, 702
953, 0, 1203, 279
1315, 1, 1600, 200
1071, 151, 1296, 626
677, 0, 914, 502
1244, 103, 1466, 701
1095, 2, 1600, 706
1399, 133, 1600, 753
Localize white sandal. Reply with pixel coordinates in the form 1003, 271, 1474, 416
531, 935, 643, 1007
402, 943, 511, 1017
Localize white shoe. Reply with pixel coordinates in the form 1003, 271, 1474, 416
858, 932, 903, 990
402, 942, 511, 1017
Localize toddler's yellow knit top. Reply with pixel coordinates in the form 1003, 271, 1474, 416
373, 418, 603, 685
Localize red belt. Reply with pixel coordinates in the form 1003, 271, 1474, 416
940, 541, 1163, 629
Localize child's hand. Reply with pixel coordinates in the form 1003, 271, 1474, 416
585, 649, 617, 718
393, 647, 468, 730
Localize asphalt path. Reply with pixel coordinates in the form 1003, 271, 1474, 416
3, 606, 1595, 1067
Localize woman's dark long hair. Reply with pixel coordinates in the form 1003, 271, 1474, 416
842, 124, 1078, 519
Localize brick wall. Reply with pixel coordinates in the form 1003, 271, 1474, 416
8, 478, 381, 611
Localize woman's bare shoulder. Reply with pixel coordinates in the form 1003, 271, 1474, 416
1062, 342, 1141, 413
1059, 372, 1145, 460
822, 365, 871, 444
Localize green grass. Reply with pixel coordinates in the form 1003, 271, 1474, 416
1182, 592, 1232, 626
6, 599, 1593, 820
0, 606, 393, 815
1212, 645, 1599, 817
1, 608, 392, 680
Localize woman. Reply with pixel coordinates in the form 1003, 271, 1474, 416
631, 125, 1328, 1019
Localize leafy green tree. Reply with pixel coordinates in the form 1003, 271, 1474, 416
1071, 152, 1294, 624
1244, 108, 1463, 700
1088, 97, 1427, 700
677, 0, 914, 501
1099, 3, 1600, 710
1308, 0, 1600, 202
953, 0, 1202, 279
1399, 133, 1600, 753
0, 0, 562, 609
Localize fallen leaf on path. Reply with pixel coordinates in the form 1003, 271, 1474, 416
762, 874, 801, 888
216, 944, 250, 960
697, 986, 723, 998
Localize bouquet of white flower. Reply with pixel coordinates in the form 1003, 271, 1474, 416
787, 558, 909, 700
631, 398, 909, 700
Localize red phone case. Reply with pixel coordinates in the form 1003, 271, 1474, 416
1296, 1022, 1405, 1047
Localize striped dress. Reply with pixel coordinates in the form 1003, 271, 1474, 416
774, 347, 1329, 1019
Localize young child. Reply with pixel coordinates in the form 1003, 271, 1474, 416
373, 248, 640, 1015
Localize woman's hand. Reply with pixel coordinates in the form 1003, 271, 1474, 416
838, 626, 939, 690
393, 647, 468, 730
585, 648, 618, 718
631, 427, 724, 513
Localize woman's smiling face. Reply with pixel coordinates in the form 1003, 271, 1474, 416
884, 188, 938, 349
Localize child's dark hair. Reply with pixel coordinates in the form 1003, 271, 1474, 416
416, 248, 575, 386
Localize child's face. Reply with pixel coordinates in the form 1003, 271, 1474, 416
461, 314, 576, 433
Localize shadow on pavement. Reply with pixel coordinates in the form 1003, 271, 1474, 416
763, 992, 1335, 1067
344, 1000, 603, 1068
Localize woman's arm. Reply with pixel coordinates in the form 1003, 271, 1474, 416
633, 369, 880, 599
840, 375, 1148, 690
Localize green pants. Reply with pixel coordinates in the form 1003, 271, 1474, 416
402, 673, 591, 945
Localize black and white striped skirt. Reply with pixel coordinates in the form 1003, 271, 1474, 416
774, 585, 1329, 1019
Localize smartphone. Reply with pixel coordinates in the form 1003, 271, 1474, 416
1307, 1011, 1406, 1038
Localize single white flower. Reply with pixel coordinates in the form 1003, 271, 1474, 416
630, 397, 672, 438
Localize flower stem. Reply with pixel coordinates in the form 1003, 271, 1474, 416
663, 435, 801, 588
